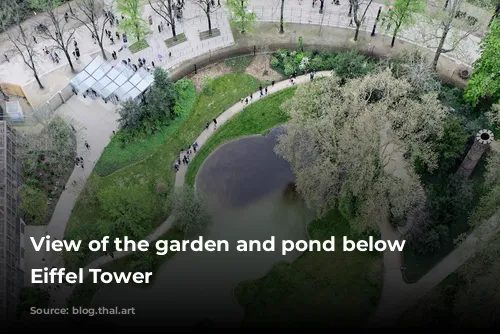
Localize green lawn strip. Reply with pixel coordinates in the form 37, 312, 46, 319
235, 211, 383, 326
68, 228, 184, 308
185, 87, 296, 187
95, 80, 197, 176
128, 40, 149, 53
225, 55, 255, 73
65, 74, 263, 269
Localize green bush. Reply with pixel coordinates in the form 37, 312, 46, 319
270, 49, 377, 78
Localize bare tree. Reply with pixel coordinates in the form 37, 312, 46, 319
418, 0, 486, 69
72, 0, 112, 60
1, 2, 44, 88
32, 0, 76, 72
194, 0, 219, 36
149, 0, 178, 40
349, 0, 374, 41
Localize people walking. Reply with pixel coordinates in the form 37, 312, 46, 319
205, 122, 210, 130
64, 12, 69, 22
75, 47, 80, 60
265, 87, 268, 95
271, 80, 275, 87
213, 118, 217, 130
33, 36, 37, 43
84, 141, 90, 149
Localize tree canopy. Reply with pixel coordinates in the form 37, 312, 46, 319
465, 18, 500, 106
274, 70, 449, 235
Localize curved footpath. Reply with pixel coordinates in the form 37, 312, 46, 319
43, 72, 499, 327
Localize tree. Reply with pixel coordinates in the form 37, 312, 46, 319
464, 18, 500, 106
19, 185, 48, 225
350, 0, 374, 41
117, 0, 149, 42
274, 70, 449, 235
390, 49, 441, 95
31, 0, 76, 72
227, 0, 256, 33
149, 0, 177, 40
381, 0, 425, 48
18, 287, 49, 316
145, 67, 177, 119
117, 99, 145, 130
279, 0, 285, 33
1, 1, 44, 88
97, 182, 161, 239
194, 0, 219, 36
418, 0, 485, 69
169, 186, 210, 236
469, 151, 500, 225
72, 0, 113, 60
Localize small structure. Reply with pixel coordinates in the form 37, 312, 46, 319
457, 129, 494, 179
5, 101, 24, 123
70, 55, 154, 105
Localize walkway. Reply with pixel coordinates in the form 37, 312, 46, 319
0, 0, 492, 102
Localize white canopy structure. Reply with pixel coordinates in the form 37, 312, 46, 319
70, 55, 154, 104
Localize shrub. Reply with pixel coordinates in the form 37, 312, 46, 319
156, 183, 168, 194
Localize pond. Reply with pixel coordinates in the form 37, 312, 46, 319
90, 128, 315, 326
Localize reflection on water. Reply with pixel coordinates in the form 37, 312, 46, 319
91, 132, 314, 327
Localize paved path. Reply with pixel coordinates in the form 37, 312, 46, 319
0, 0, 492, 94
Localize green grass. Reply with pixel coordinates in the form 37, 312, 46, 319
224, 55, 255, 73
235, 211, 383, 327
185, 87, 296, 187
95, 80, 197, 176
129, 39, 149, 53
65, 74, 263, 270
68, 227, 184, 307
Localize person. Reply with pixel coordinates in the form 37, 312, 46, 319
33, 36, 37, 43
110, 37, 114, 44
205, 122, 209, 130
148, 15, 153, 25
151, 61, 155, 68
64, 12, 69, 22
213, 118, 217, 129
142, 57, 146, 64
174, 162, 179, 171
310, 72, 314, 81
75, 47, 80, 60
3, 54, 8, 62
73, 40, 78, 48
271, 80, 275, 87
84, 140, 90, 149
116, 31, 120, 39
193, 142, 198, 153
250, 93, 253, 102
265, 87, 268, 95
158, 24, 161, 33
245, 97, 248, 105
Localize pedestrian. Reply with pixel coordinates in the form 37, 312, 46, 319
3, 54, 9, 62
73, 40, 78, 48
116, 18, 119, 25
250, 93, 253, 102
310, 72, 314, 81
148, 15, 153, 25
218, 0, 221, 6
81, 162, 84, 169
213, 118, 217, 129
193, 142, 198, 153
138, 57, 142, 65
265, 87, 268, 95
110, 37, 114, 44
169, 51, 172, 57
151, 61, 155, 68
33, 36, 37, 43
158, 24, 161, 33
84, 140, 90, 149
142, 57, 146, 64
205, 122, 209, 130
271, 80, 275, 87
259, 84, 262, 91
245, 97, 248, 105
50, 53, 55, 63
174, 162, 179, 171
133, 64, 138, 71
64, 12, 69, 22
128, 58, 131, 64
75, 47, 80, 60
116, 31, 120, 39
211, 0, 215, 6
161, 21, 165, 31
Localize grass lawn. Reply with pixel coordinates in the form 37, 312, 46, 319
64, 74, 264, 270
225, 55, 255, 73
235, 211, 383, 327
95, 80, 197, 176
185, 87, 296, 187
128, 39, 149, 53
68, 227, 184, 307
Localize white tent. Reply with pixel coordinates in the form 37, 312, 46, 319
69, 55, 154, 103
